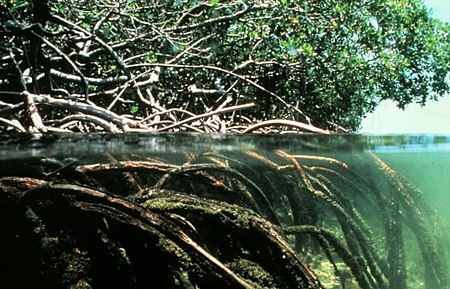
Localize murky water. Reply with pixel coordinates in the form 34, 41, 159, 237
0, 133, 449, 289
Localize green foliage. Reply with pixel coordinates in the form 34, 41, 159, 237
129, 104, 139, 115
1, 0, 450, 131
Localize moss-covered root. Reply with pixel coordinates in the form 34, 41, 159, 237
142, 191, 324, 289
1, 179, 324, 289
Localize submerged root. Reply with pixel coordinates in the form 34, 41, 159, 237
0, 148, 448, 289
0, 177, 321, 289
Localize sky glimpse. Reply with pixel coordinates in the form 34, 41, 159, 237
360, 0, 450, 135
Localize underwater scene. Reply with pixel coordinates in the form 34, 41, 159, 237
0, 133, 449, 289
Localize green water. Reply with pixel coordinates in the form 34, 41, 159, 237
0, 133, 449, 289
378, 152, 450, 222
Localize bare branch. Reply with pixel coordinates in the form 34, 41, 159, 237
49, 69, 130, 85
28, 92, 146, 131
128, 62, 311, 123
31, 30, 90, 102
24, 91, 47, 132
0, 116, 27, 132
242, 119, 330, 134
157, 103, 255, 132
54, 114, 122, 133
52, 15, 153, 108
164, 3, 268, 33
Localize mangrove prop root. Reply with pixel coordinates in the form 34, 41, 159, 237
153, 163, 281, 225
0, 178, 322, 289
370, 154, 449, 288
144, 193, 319, 288
142, 192, 323, 289
285, 225, 373, 289
1, 148, 448, 289
2, 181, 253, 288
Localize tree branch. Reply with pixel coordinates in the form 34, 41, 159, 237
164, 3, 268, 33
242, 119, 330, 134
28, 92, 146, 131
156, 103, 254, 132
23, 91, 47, 132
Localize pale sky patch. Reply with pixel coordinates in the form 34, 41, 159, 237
360, 0, 450, 134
